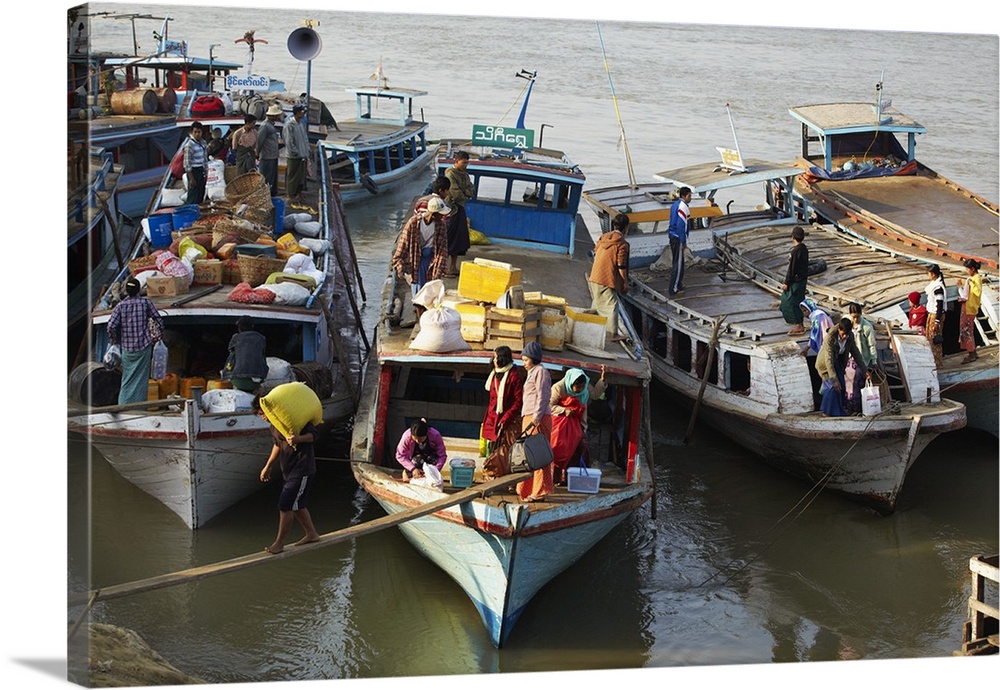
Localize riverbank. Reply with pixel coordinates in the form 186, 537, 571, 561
79, 623, 206, 687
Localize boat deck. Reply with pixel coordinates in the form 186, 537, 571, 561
321, 120, 427, 149
367, 434, 633, 514
377, 216, 650, 381
796, 161, 1000, 270
716, 222, 976, 312
630, 257, 798, 348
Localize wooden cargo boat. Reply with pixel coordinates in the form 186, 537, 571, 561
67, 148, 366, 529
787, 97, 1000, 272
617, 156, 966, 513
350, 72, 654, 646
715, 222, 998, 437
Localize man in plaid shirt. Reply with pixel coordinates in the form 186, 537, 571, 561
107, 277, 165, 404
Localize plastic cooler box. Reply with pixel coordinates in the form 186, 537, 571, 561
566, 465, 602, 494
449, 458, 476, 489
272, 197, 285, 234
171, 204, 201, 232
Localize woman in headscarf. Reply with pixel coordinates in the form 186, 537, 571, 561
481, 346, 525, 479
924, 264, 948, 368
799, 297, 834, 357
516, 341, 553, 502
549, 365, 608, 482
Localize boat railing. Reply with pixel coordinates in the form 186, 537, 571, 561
629, 277, 764, 342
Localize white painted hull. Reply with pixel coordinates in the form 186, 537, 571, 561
71, 396, 354, 528
650, 359, 965, 513
353, 463, 650, 646
73, 402, 271, 528
337, 150, 435, 204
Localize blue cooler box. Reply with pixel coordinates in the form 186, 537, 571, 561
566, 465, 602, 494
449, 458, 476, 489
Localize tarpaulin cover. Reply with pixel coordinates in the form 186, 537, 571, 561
806, 159, 917, 182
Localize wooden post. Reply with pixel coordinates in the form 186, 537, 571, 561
883, 322, 910, 403
642, 382, 657, 520
684, 315, 725, 444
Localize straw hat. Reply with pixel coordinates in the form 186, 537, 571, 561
265, 103, 283, 117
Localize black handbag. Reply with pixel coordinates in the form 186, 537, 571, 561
509, 423, 554, 472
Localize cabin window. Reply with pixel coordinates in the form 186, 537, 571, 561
725, 352, 751, 394
672, 330, 691, 372
649, 318, 667, 358
695, 341, 719, 385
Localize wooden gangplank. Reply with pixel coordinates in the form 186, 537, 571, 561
73, 471, 531, 606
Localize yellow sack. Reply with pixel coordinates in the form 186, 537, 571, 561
469, 228, 490, 246
178, 236, 208, 261
259, 381, 323, 441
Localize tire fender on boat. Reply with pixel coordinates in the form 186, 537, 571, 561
361, 174, 379, 195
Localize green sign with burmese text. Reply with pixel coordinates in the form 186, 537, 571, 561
471, 124, 534, 149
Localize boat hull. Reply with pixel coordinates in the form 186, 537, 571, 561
336, 150, 435, 204
353, 462, 650, 646
649, 359, 966, 514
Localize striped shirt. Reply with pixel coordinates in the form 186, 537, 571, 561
107, 296, 164, 352
182, 135, 207, 172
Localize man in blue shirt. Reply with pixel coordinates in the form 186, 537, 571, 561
668, 186, 692, 296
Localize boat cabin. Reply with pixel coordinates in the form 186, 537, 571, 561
789, 102, 926, 172
436, 142, 586, 255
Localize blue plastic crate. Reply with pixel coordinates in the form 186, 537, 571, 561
449, 458, 476, 489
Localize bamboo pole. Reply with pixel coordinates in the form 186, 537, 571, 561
684, 315, 725, 444
73, 471, 532, 608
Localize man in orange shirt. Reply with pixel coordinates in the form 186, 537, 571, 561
589, 212, 630, 342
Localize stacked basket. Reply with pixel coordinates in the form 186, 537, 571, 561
226, 171, 273, 228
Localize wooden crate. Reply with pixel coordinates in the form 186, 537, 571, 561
485, 306, 541, 351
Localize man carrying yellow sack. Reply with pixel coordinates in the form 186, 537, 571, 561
253, 382, 324, 554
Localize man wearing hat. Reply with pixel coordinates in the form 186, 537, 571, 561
107, 277, 165, 405
517, 339, 554, 502
284, 104, 310, 203
391, 195, 451, 294
257, 103, 283, 197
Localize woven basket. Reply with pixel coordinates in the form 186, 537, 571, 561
215, 217, 266, 245
227, 171, 267, 200
223, 165, 240, 184
233, 184, 274, 212
233, 203, 273, 228
237, 253, 286, 287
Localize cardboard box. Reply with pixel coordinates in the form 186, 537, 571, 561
192, 259, 223, 286
145, 274, 190, 297
457, 258, 522, 303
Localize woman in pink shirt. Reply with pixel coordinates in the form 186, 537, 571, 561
516, 341, 554, 502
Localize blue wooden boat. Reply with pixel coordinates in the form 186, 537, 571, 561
316, 86, 434, 203
349, 71, 654, 647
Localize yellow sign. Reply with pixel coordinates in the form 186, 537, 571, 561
717, 146, 744, 171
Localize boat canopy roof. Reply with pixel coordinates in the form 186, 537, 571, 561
103, 56, 243, 71
788, 103, 926, 136
654, 158, 803, 195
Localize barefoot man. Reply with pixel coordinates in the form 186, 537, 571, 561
254, 394, 322, 554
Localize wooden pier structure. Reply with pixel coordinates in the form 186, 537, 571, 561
956, 554, 999, 656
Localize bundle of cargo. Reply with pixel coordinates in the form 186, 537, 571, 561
525, 291, 569, 351
484, 306, 542, 351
